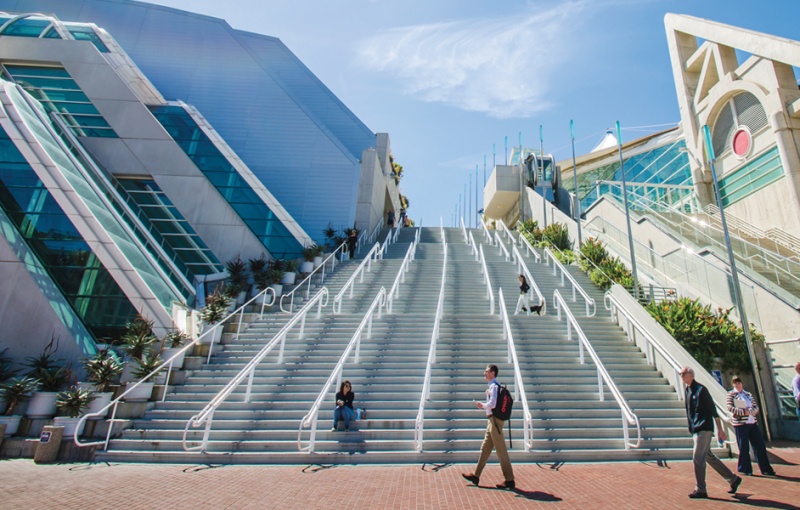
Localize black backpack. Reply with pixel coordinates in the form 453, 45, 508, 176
491, 382, 513, 421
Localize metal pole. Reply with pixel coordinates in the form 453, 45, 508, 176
464, 183, 467, 223
469, 175, 472, 229
702, 124, 770, 440
519, 132, 524, 224
459, 192, 461, 222
540, 125, 546, 228
476, 165, 479, 229
571, 120, 582, 248
505, 136, 508, 165
616, 121, 639, 301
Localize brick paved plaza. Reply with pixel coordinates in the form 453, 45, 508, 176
1, 443, 798, 509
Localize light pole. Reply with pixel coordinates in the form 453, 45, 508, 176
475, 165, 479, 229
571, 120, 582, 248
616, 121, 639, 301
540, 125, 546, 228
468, 175, 472, 229
701, 125, 770, 439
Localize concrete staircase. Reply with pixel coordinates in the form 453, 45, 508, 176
95, 226, 726, 464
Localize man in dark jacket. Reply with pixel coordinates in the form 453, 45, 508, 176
680, 367, 741, 499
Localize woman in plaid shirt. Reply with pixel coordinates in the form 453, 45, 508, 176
726, 376, 775, 476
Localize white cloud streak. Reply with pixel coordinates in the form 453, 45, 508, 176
356, 2, 594, 118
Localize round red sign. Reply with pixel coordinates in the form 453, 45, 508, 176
732, 128, 751, 158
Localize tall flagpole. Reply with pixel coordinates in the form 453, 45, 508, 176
468, 175, 472, 229
616, 121, 639, 301
475, 165, 479, 229
571, 120, 582, 248
505, 136, 508, 165
540, 125, 546, 227
493, 144, 495, 169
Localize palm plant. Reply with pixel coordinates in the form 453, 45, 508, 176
0, 377, 39, 416
225, 256, 249, 287
303, 244, 319, 262
81, 352, 123, 393
24, 334, 63, 379
253, 270, 270, 293
200, 288, 232, 325
35, 367, 71, 393
0, 348, 19, 383
131, 350, 163, 381
322, 226, 336, 240
248, 254, 268, 276
162, 330, 189, 349
120, 315, 157, 359
284, 259, 300, 273
55, 387, 96, 418
266, 268, 285, 285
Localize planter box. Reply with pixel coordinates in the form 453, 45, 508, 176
160, 347, 186, 369
53, 416, 86, 438
200, 325, 224, 346
120, 363, 136, 383
0, 416, 21, 436
25, 392, 58, 418
313, 256, 323, 268
83, 392, 113, 419
300, 261, 314, 273
270, 283, 283, 297
281, 272, 296, 285
123, 382, 155, 402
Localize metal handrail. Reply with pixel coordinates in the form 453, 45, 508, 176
414, 226, 421, 249
552, 289, 641, 449
73, 285, 278, 450
334, 243, 381, 314
387, 243, 416, 313
298, 287, 387, 453
544, 248, 596, 317
498, 288, 533, 451
414, 241, 447, 452
379, 230, 392, 258
512, 244, 546, 315
468, 231, 479, 260
460, 217, 469, 243
497, 219, 517, 245
280, 243, 347, 313
366, 217, 384, 245
516, 221, 541, 262
603, 292, 735, 427
479, 215, 494, 245
182, 287, 330, 452
479, 244, 495, 315
392, 224, 402, 243
495, 231, 510, 261
440, 217, 445, 242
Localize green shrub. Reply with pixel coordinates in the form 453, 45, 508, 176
580, 237, 608, 268
646, 298, 762, 374
542, 224, 572, 252
554, 249, 575, 265
519, 219, 539, 233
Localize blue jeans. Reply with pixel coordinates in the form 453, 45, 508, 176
333, 405, 354, 429
734, 423, 773, 474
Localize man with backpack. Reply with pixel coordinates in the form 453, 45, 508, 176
462, 364, 516, 490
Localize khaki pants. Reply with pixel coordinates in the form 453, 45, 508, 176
693, 430, 735, 492
474, 415, 514, 482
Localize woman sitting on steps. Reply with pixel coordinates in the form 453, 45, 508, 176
332, 380, 355, 432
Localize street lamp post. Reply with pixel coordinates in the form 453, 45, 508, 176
571, 120, 582, 248
701, 125, 770, 439
616, 121, 639, 301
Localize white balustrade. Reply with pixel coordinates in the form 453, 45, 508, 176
495, 231, 510, 261
334, 243, 381, 314
498, 288, 533, 451
479, 244, 495, 315
281, 243, 347, 313
544, 247, 596, 316
386, 242, 416, 313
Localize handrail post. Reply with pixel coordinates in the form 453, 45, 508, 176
598, 368, 604, 401
236, 306, 244, 342
355, 330, 362, 363
162, 359, 174, 402
278, 332, 286, 364
104, 400, 118, 450
298, 309, 307, 339
245, 369, 254, 403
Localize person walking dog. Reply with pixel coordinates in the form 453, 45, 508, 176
462, 364, 515, 490
680, 367, 742, 499
726, 375, 775, 476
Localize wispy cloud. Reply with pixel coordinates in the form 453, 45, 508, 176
356, 2, 594, 118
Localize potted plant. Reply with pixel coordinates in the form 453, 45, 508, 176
124, 350, 162, 402
322, 226, 337, 251
252, 270, 272, 305
24, 338, 68, 419
281, 259, 300, 285
224, 282, 244, 311
160, 330, 189, 369
248, 254, 268, 297
226, 256, 249, 305
53, 387, 96, 437
119, 315, 158, 383
0, 377, 39, 436
0, 349, 18, 415
301, 245, 318, 273
80, 350, 123, 419
200, 288, 231, 345
313, 244, 325, 267
266, 268, 285, 297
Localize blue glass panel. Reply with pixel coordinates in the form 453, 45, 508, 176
1, 18, 50, 37
68, 27, 110, 52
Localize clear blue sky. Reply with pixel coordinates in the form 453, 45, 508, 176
146, 0, 800, 228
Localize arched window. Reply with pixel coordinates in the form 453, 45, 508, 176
711, 92, 768, 157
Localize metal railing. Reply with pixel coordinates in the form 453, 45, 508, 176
512, 244, 545, 315
379, 230, 392, 258
414, 241, 447, 452
497, 218, 517, 245
182, 288, 330, 453
498, 288, 533, 451
365, 217, 384, 246
280, 243, 347, 313
765, 337, 800, 420
73, 285, 279, 450
552, 290, 641, 449
392, 224, 402, 243
479, 215, 493, 245
460, 217, 469, 244
479, 244, 496, 315
440, 217, 445, 242
298, 287, 387, 453
544, 248, 596, 316
468, 231, 479, 260
516, 221, 541, 262
334, 243, 381, 314
386, 243, 416, 313
495, 232, 510, 261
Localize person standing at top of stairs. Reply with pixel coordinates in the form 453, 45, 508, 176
347, 230, 357, 259
462, 364, 516, 490
387, 210, 395, 229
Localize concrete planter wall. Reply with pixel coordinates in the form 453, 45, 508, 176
281, 272, 296, 285
83, 392, 113, 419
123, 381, 154, 402
160, 347, 186, 369
270, 283, 283, 297
53, 416, 85, 438
313, 256, 323, 268
299, 261, 314, 273
25, 392, 58, 418
0, 416, 21, 436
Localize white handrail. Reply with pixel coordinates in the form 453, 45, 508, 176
468, 231, 478, 260
479, 215, 493, 244
516, 221, 541, 263
414, 241, 447, 452
183, 288, 330, 453
544, 247, 596, 317
73, 285, 278, 450
552, 289, 641, 449
298, 287, 387, 453
497, 218, 517, 245
366, 217, 384, 245
512, 244, 546, 316
281, 243, 347, 313
386, 243, 416, 313
334, 243, 381, 313
479, 244, 495, 315
379, 230, 392, 258
495, 231, 510, 261
392, 224, 401, 243
460, 217, 469, 244
440, 216, 445, 242
498, 288, 533, 451
414, 226, 421, 249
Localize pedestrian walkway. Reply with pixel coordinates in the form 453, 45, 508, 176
1, 443, 798, 509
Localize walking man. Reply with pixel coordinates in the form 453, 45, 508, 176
792, 362, 800, 420
462, 364, 515, 490
680, 366, 742, 498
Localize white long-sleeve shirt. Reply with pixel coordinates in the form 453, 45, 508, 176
481, 378, 499, 417
792, 374, 800, 404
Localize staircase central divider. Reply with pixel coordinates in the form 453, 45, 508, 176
479, 244, 495, 315
497, 218, 517, 245
334, 242, 381, 314
544, 247, 596, 316
468, 231, 478, 260
281, 243, 348, 313
298, 287, 387, 453
498, 288, 533, 451
479, 216, 494, 245
460, 217, 469, 243
387, 242, 417, 313
512, 244, 546, 315
495, 231, 510, 261
363, 217, 384, 249
73, 286, 278, 451
181, 288, 330, 453
552, 290, 641, 449
516, 220, 541, 262
414, 239, 447, 452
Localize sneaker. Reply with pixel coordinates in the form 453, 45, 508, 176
496, 480, 516, 490
728, 476, 742, 494
762, 471, 776, 476
688, 490, 708, 499
461, 473, 480, 486
345, 427, 350, 432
